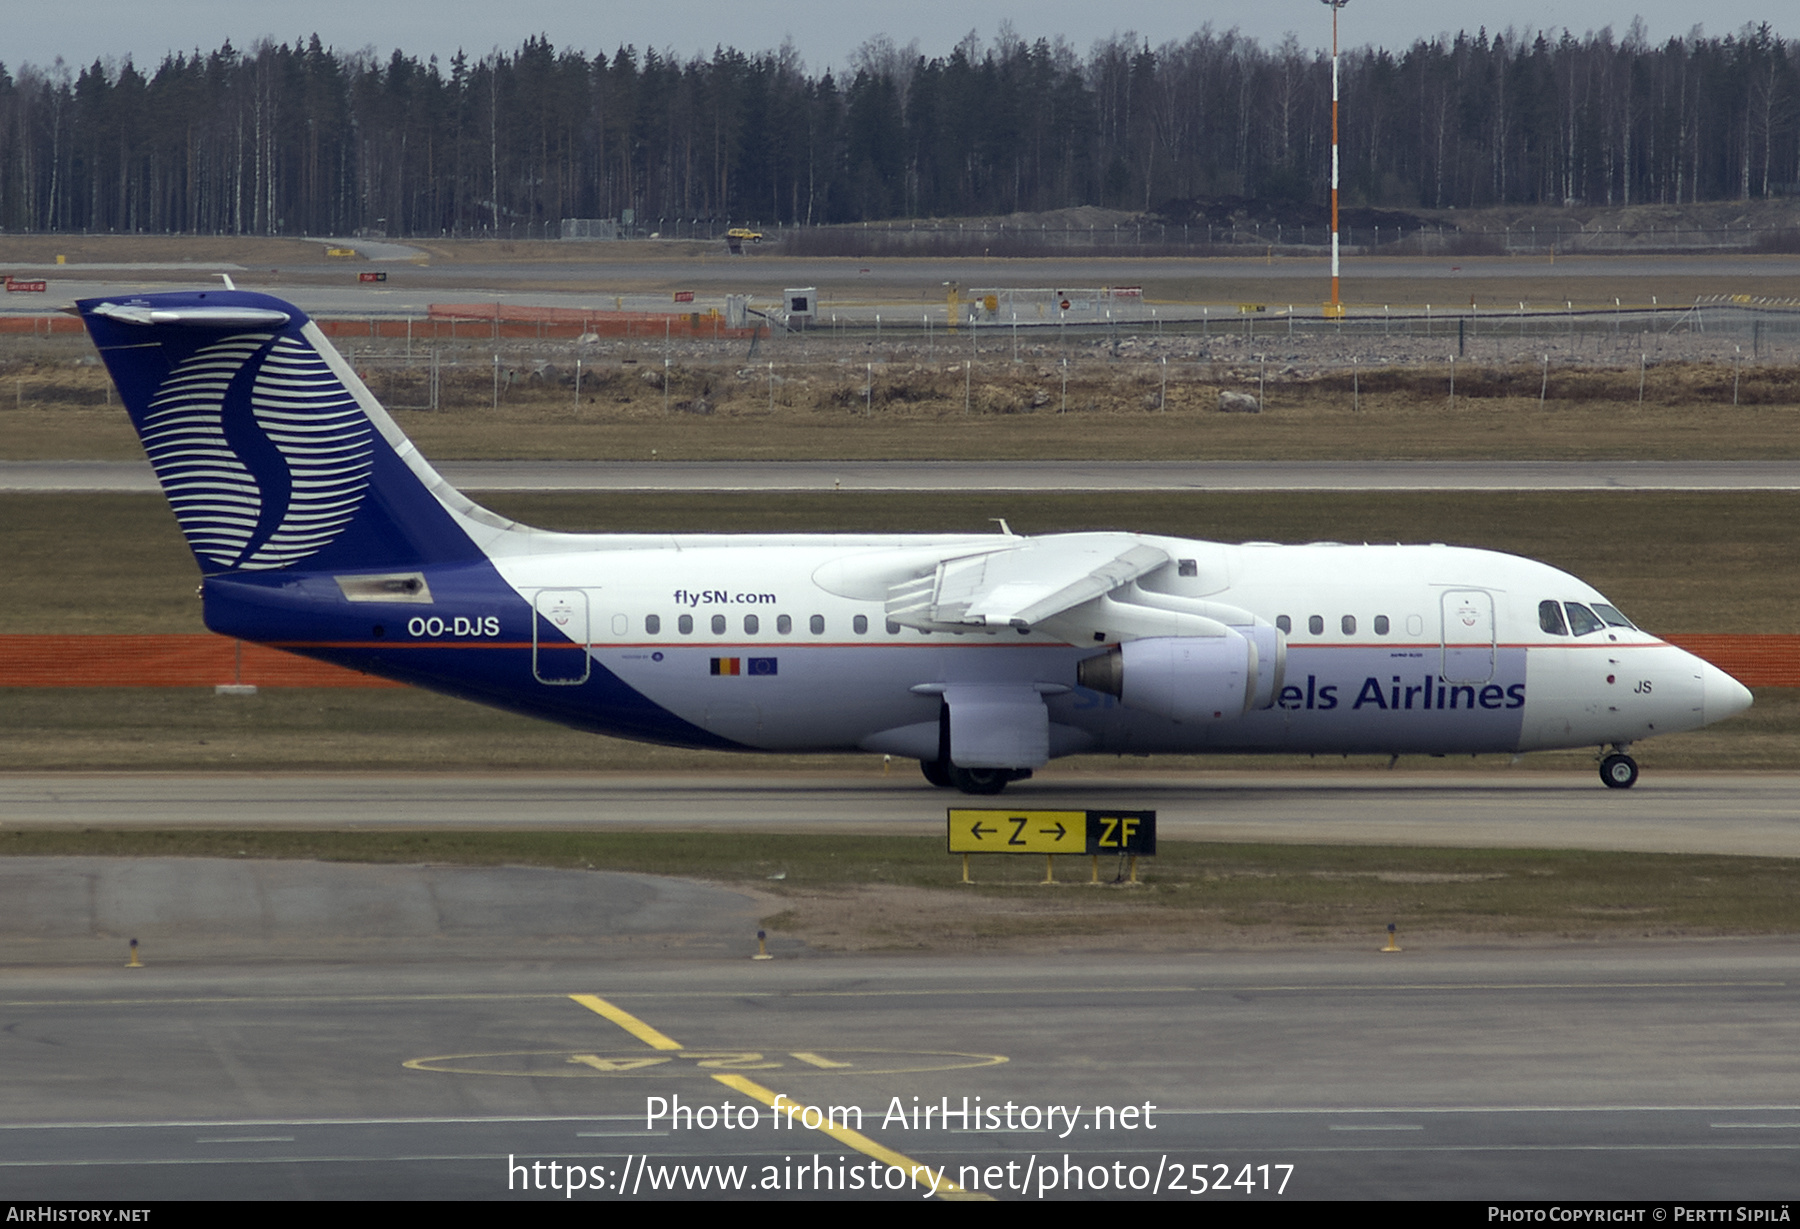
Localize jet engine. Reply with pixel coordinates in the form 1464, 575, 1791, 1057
1076, 632, 1257, 723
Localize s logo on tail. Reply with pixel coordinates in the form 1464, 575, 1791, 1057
141, 332, 374, 571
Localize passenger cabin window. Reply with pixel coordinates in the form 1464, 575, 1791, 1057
1565, 603, 1605, 637
1177, 559, 1198, 577
645, 614, 661, 634
1341, 615, 1356, 635
711, 614, 727, 634
1276, 615, 1291, 634
1308, 615, 1324, 636
809, 614, 825, 634
744, 614, 759, 634
1539, 600, 1569, 635
886, 620, 901, 634
777, 614, 792, 635
1373, 615, 1389, 635
678, 614, 693, 635
853, 615, 869, 634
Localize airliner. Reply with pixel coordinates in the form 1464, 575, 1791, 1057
73, 289, 1752, 794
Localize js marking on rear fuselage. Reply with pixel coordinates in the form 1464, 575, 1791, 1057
73, 290, 1752, 794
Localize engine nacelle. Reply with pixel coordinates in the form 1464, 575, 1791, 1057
1240, 622, 1287, 710
1077, 633, 1255, 723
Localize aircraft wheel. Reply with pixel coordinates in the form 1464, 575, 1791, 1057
947, 765, 1010, 795
920, 758, 953, 788
1599, 753, 1639, 790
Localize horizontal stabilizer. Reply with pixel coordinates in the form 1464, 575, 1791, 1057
90, 302, 292, 328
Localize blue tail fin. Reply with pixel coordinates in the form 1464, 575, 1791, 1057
77, 290, 493, 574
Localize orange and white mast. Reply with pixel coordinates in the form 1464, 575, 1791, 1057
1323, 0, 1348, 318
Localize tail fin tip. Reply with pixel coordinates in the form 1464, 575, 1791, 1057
79, 289, 485, 575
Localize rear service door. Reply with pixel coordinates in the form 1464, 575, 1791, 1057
533, 589, 591, 685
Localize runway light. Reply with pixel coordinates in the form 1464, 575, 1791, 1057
126, 938, 142, 968
754, 929, 772, 961
1381, 923, 1402, 953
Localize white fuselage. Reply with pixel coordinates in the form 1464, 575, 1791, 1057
469, 533, 1740, 759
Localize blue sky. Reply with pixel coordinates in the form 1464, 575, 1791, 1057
5, 1, 1791, 77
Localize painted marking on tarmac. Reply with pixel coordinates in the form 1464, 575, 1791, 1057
4, 978, 1781, 1011
570, 993, 684, 1050
402, 1048, 1006, 1078
193, 1136, 296, 1144
646, 980, 1788, 999
558, 992, 991, 1200
711, 1074, 987, 1201
791, 1051, 853, 1069
0, 1114, 651, 1131
0, 992, 583, 1009
1711, 1122, 1800, 1129
9, 1144, 1800, 1172
12, 1105, 1800, 1135
1327, 1124, 1425, 1131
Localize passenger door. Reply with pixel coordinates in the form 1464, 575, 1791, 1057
1440, 589, 1495, 684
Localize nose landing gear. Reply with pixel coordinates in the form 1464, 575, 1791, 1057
1599, 745, 1639, 789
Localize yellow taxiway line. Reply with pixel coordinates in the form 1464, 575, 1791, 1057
569, 992, 989, 1201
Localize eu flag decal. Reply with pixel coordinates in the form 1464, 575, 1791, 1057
747, 657, 778, 676
710, 657, 740, 675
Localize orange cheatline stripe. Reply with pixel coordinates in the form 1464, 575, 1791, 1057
0, 632, 1796, 689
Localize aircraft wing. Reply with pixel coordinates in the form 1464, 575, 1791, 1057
884, 533, 1170, 630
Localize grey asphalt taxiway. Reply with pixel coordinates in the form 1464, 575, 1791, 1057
4, 941, 1799, 1200
4, 770, 1799, 857
5, 772, 1800, 1200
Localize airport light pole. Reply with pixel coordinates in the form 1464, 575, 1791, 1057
1323, 0, 1348, 318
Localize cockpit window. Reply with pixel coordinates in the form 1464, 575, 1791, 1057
1538, 600, 1568, 635
1591, 603, 1635, 629
1565, 602, 1605, 636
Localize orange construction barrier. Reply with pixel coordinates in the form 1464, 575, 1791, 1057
1661, 635, 1800, 689
0, 634, 400, 688
2, 310, 751, 342
0, 316, 84, 334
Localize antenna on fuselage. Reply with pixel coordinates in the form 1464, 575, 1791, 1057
990, 518, 1015, 537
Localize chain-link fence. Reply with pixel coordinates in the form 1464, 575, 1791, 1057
300, 300, 1797, 418
5, 301, 1797, 416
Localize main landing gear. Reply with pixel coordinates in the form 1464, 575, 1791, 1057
920, 702, 1033, 794
919, 758, 1032, 795
1599, 745, 1639, 790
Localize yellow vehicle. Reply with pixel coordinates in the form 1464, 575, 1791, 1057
725, 227, 764, 254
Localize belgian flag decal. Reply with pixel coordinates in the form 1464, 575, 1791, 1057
712, 657, 777, 676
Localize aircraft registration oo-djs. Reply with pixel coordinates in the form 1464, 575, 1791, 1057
76, 290, 1752, 794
